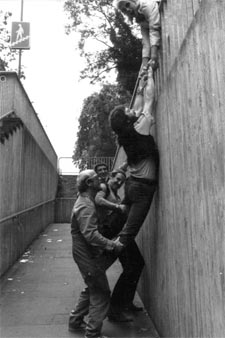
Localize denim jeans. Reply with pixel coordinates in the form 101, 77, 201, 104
71, 237, 116, 338
111, 240, 145, 308
119, 176, 156, 246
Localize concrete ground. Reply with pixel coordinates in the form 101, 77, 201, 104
0, 223, 159, 338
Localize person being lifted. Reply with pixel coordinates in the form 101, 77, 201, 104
109, 65, 159, 248
95, 169, 145, 321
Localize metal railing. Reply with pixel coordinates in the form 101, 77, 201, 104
58, 157, 115, 174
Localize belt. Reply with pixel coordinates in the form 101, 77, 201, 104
130, 176, 157, 186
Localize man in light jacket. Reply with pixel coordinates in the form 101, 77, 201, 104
115, 0, 161, 71
68, 169, 123, 338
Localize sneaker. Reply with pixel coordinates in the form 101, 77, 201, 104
68, 320, 86, 332
124, 303, 143, 312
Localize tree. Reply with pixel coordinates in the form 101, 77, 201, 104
73, 83, 131, 169
0, 11, 17, 71
64, 0, 142, 93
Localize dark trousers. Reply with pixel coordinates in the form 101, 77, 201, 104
111, 240, 145, 308
119, 176, 156, 246
99, 211, 145, 309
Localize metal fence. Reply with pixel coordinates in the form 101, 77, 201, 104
58, 157, 115, 174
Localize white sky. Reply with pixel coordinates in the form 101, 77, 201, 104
1, 0, 101, 172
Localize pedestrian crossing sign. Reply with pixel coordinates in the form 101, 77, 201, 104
11, 22, 30, 49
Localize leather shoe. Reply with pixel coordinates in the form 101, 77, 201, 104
124, 303, 143, 312
68, 319, 86, 332
84, 336, 110, 338
108, 309, 133, 322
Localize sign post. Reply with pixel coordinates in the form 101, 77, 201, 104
11, 22, 30, 49
10, 0, 30, 78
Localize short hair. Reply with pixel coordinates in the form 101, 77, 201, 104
114, 0, 137, 10
111, 168, 126, 179
94, 163, 109, 173
109, 105, 127, 134
76, 169, 97, 193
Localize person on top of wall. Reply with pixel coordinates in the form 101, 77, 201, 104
114, 0, 161, 72
109, 65, 159, 248
68, 169, 123, 338
95, 169, 145, 321
115, 0, 161, 125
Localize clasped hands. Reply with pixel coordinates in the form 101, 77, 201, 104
139, 58, 159, 79
117, 204, 127, 213
113, 236, 124, 255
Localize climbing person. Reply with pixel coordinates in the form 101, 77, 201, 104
109, 65, 159, 247
68, 169, 123, 338
114, 0, 161, 72
95, 169, 145, 321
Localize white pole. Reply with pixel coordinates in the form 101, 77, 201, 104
18, 0, 24, 78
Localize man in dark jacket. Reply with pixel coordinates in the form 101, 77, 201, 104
109, 66, 159, 247
68, 169, 123, 338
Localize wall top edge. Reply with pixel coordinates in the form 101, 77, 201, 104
0, 71, 58, 162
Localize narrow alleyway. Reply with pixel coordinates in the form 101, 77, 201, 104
0, 223, 159, 338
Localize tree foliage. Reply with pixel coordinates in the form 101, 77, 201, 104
66, 1, 143, 163
73, 84, 131, 167
64, 0, 142, 92
0, 11, 17, 71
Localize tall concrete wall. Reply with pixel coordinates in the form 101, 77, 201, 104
138, 1, 225, 337
0, 72, 57, 168
114, 1, 225, 337
0, 72, 58, 276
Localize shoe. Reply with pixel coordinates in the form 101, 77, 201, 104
108, 309, 133, 322
68, 319, 86, 332
124, 303, 143, 312
84, 336, 110, 338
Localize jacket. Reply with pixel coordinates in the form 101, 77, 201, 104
71, 193, 116, 257
137, 0, 161, 57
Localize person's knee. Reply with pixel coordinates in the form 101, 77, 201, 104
84, 272, 110, 295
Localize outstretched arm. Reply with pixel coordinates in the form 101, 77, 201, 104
134, 66, 155, 135
95, 183, 123, 212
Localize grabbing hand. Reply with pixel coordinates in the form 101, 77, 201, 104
139, 65, 148, 79
118, 204, 127, 214
149, 58, 159, 71
113, 237, 124, 255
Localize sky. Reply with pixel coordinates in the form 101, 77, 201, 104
1, 0, 101, 173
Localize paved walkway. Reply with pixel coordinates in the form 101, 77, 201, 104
0, 223, 159, 338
